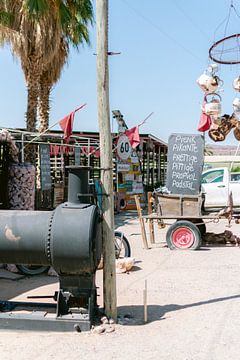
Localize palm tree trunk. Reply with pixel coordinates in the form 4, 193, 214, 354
25, 73, 39, 131
38, 75, 51, 133
24, 55, 41, 164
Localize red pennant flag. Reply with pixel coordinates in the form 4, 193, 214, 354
51, 145, 60, 156
95, 149, 100, 158
197, 100, 212, 132
125, 126, 140, 149
90, 146, 95, 154
68, 145, 74, 155
197, 111, 212, 132
59, 103, 86, 142
81, 146, 89, 155
60, 145, 66, 154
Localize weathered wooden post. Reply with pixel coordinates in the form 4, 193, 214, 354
147, 192, 155, 243
96, 0, 117, 320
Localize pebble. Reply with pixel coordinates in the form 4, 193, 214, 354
92, 325, 106, 334
101, 316, 109, 324
105, 325, 115, 333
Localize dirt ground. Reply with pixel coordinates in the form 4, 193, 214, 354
1, 212, 240, 360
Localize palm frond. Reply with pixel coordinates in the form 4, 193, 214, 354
25, 0, 49, 16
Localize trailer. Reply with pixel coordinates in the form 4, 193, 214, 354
135, 192, 239, 250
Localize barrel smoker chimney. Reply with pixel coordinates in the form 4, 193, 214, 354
67, 166, 90, 204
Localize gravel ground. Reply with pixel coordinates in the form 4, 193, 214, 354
1, 212, 240, 360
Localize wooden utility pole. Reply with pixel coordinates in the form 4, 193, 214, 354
96, 0, 117, 320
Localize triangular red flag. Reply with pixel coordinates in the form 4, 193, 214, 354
95, 149, 100, 158
197, 111, 212, 132
59, 111, 74, 142
50, 145, 60, 156
59, 104, 86, 142
197, 100, 212, 132
125, 126, 140, 149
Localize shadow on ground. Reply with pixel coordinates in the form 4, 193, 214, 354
117, 293, 240, 325
115, 210, 143, 228
0, 274, 58, 301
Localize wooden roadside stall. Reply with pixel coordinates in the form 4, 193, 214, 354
0, 127, 168, 214
114, 132, 168, 211
0, 127, 102, 211
140, 133, 168, 192
136, 133, 240, 250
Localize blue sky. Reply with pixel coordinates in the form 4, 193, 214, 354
1, 0, 240, 145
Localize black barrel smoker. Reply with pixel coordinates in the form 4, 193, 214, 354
0, 166, 102, 331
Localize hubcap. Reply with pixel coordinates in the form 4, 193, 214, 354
172, 227, 194, 249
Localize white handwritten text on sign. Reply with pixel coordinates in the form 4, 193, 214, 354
166, 134, 204, 195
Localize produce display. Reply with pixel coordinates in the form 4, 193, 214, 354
0, 129, 35, 210
8, 164, 35, 210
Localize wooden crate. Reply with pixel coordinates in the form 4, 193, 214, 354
155, 193, 203, 218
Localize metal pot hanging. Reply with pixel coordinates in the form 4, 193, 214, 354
204, 93, 222, 117
197, 73, 223, 93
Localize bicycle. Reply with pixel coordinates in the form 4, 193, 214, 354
16, 180, 131, 275
16, 231, 131, 275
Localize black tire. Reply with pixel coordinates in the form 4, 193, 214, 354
114, 231, 131, 258
16, 265, 50, 276
196, 221, 206, 237
183, 218, 206, 237
166, 220, 201, 250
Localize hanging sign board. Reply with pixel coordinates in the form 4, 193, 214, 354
117, 163, 130, 172
116, 134, 131, 161
166, 133, 204, 195
39, 144, 52, 191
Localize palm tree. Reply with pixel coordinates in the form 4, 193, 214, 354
0, 1, 62, 133
0, 1, 93, 155
37, 0, 93, 132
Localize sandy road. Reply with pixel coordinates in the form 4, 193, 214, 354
0, 213, 240, 359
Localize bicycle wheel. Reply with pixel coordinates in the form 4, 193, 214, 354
16, 265, 50, 275
114, 231, 131, 259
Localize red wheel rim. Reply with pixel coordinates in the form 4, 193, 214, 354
172, 227, 194, 249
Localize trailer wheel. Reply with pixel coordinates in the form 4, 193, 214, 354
183, 218, 206, 237
166, 220, 201, 250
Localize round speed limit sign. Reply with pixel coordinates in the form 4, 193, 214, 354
116, 134, 131, 161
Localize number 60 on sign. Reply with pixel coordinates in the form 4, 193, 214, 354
116, 134, 131, 161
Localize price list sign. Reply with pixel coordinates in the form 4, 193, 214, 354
166, 133, 204, 195
39, 144, 52, 191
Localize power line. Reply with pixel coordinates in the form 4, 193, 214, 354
171, 0, 209, 40
119, 0, 202, 63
